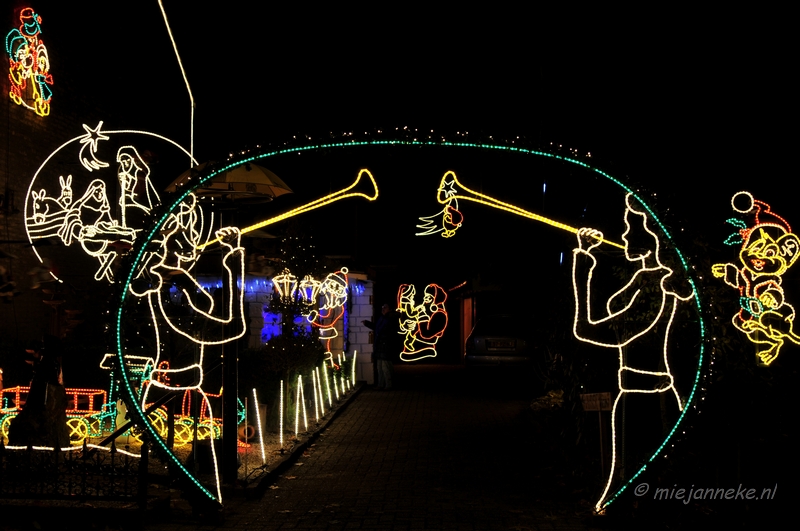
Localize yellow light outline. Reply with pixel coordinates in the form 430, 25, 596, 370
419, 171, 623, 248
197, 169, 378, 249
397, 283, 449, 362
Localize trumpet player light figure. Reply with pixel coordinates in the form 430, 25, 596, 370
571, 193, 693, 512
132, 193, 245, 503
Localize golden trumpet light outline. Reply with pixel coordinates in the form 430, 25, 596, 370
196, 169, 378, 249
436, 171, 624, 249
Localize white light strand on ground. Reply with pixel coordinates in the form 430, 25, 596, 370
3, 444, 141, 457
300, 376, 308, 432
316, 367, 325, 416
311, 371, 320, 422
333, 366, 340, 400
323, 364, 332, 407
352, 350, 357, 386
295, 375, 301, 436
253, 388, 266, 465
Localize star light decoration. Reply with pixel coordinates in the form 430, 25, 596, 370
79, 122, 111, 171
713, 192, 800, 365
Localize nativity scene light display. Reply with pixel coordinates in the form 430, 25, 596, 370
24, 122, 189, 283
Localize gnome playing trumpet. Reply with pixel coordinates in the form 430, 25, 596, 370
712, 192, 800, 365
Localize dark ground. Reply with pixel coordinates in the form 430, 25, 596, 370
1, 362, 791, 530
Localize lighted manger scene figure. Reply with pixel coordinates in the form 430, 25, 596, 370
712, 192, 800, 366
24, 123, 191, 284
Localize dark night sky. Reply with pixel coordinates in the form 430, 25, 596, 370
12, 2, 794, 287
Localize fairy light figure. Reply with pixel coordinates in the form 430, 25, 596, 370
117, 145, 160, 227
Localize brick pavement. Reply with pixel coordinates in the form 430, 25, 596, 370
144, 365, 600, 531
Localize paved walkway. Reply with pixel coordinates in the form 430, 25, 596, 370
146, 365, 599, 530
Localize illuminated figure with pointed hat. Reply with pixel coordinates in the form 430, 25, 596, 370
712, 192, 800, 365
307, 268, 349, 366
416, 176, 463, 238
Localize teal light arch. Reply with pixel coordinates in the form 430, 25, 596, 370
115, 139, 707, 509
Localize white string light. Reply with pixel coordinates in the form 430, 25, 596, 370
571, 193, 694, 512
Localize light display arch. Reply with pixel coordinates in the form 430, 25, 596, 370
113, 138, 706, 510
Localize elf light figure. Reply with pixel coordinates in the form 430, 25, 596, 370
712, 192, 800, 365
6, 7, 52, 116
416, 174, 463, 237
307, 268, 349, 366
571, 193, 693, 512
397, 283, 448, 361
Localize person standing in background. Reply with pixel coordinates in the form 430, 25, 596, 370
363, 303, 399, 390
